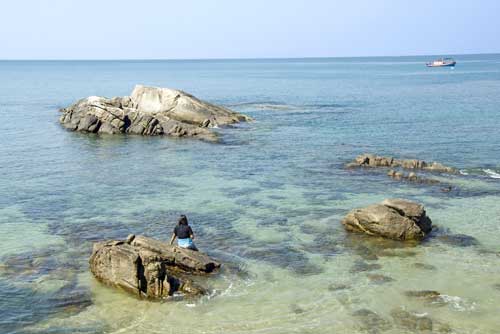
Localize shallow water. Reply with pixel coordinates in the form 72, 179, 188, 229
1, 55, 500, 333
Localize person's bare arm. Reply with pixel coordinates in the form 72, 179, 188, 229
169, 233, 176, 245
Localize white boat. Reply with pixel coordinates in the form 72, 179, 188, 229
426, 57, 456, 67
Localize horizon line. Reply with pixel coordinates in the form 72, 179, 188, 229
0, 52, 499, 62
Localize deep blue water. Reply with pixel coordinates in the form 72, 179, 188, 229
1, 55, 500, 334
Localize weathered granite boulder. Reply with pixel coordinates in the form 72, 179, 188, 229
347, 154, 457, 174
341, 199, 433, 241
89, 235, 221, 299
60, 85, 252, 142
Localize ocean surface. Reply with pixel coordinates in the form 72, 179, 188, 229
1, 55, 500, 334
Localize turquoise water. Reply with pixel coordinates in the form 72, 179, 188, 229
1, 55, 500, 333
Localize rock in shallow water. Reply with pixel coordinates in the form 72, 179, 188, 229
89, 235, 221, 299
59, 85, 252, 142
353, 309, 392, 333
390, 307, 433, 331
341, 199, 432, 241
367, 274, 395, 284
350, 260, 382, 273
347, 154, 457, 174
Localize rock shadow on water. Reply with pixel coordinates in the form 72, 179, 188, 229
424, 226, 480, 248
242, 244, 324, 276
341, 233, 420, 260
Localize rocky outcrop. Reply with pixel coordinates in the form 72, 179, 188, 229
387, 170, 440, 184
89, 235, 221, 299
341, 199, 433, 241
347, 154, 457, 174
59, 85, 252, 142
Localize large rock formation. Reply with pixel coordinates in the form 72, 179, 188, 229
341, 199, 433, 241
89, 235, 221, 299
347, 154, 457, 174
59, 85, 252, 142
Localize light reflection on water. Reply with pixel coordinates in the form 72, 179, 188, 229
0, 55, 500, 333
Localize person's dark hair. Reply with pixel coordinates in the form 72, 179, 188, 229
178, 215, 188, 225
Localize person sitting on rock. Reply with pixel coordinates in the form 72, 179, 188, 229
170, 215, 198, 251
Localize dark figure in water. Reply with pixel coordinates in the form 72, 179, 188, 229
170, 215, 198, 251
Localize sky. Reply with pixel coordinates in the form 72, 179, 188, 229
1, 0, 499, 59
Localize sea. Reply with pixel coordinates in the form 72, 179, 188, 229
1, 55, 499, 333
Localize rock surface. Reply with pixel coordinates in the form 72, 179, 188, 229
347, 154, 457, 173
89, 235, 221, 299
390, 307, 433, 331
387, 169, 440, 184
341, 199, 433, 241
60, 85, 252, 142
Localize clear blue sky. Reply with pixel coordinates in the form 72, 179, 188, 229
1, 0, 499, 59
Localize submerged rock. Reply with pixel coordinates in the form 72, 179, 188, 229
413, 262, 437, 271
404, 290, 450, 307
59, 85, 252, 142
353, 309, 392, 333
387, 169, 440, 184
290, 303, 305, 314
350, 260, 382, 273
347, 154, 457, 174
341, 199, 433, 241
367, 274, 395, 284
328, 283, 350, 291
89, 235, 221, 299
390, 307, 433, 331
404, 290, 441, 299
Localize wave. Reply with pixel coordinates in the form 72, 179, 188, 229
438, 295, 477, 312
484, 169, 500, 179
459, 168, 500, 179
229, 101, 351, 112
228, 102, 296, 111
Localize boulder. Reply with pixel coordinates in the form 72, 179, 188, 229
89, 235, 221, 299
341, 199, 432, 241
347, 154, 457, 174
59, 85, 252, 142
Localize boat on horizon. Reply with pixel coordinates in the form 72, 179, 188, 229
426, 57, 456, 67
